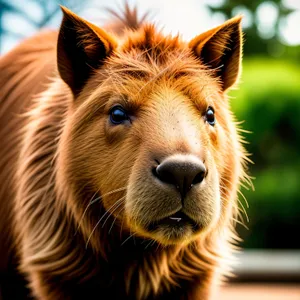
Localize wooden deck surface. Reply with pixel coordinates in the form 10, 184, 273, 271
220, 284, 300, 300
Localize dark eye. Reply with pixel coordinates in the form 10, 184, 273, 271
109, 106, 129, 124
205, 107, 215, 126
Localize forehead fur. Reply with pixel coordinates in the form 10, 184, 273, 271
82, 24, 222, 108
114, 24, 216, 78
122, 24, 182, 58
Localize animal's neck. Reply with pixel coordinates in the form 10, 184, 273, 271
96, 223, 215, 298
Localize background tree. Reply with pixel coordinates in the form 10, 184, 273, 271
0, 0, 84, 52
207, 0, 300, 59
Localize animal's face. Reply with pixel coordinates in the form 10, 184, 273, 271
57, 8, 245, 247
122, 85, 222, 244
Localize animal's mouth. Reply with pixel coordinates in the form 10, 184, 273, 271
147, 211, 200, 232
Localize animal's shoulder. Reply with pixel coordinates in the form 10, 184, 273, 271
0, 30, 59, 274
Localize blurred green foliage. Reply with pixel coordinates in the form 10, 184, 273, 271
207, 0, 300, 249
230, 58, 300, 248
207, 0, 300, 60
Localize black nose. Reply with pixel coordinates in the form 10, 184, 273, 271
154, 155, 206, 198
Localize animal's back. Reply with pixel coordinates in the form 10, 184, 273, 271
0, 30, 57, 296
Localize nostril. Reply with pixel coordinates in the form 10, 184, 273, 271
152, 167, 157, 177
155, 166, 176, 185
152, 159, 161, 178
192, 170, 206, 185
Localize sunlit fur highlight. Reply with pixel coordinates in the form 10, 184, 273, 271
0, 4, 251, 300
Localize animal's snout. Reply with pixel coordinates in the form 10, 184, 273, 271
153, 155, 206, 198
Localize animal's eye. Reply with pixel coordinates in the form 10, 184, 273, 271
109, 106, 129, 125
205, 107, 215, 126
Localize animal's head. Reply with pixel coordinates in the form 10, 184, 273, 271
56, 7, 247, 250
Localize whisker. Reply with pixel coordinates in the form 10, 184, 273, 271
101, 199, 125, 228
144, 239, 156, 250
220, 176, 250, 222
231, 217, 249, 230
85, 196, 125, 248
120, 208, 126, 240
237, 188, 250, 209
76, 186, 127, 235
108, 207, 125, 235
74, 190, 101, 236
121, 233, 137, 246
219, 183, 249, 228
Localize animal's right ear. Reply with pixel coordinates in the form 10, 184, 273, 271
57, 6, 117, 97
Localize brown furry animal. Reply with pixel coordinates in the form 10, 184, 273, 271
0, 4, 251, 300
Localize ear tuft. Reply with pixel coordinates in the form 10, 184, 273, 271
189, 16, 243, 91
57, 6, 117, 97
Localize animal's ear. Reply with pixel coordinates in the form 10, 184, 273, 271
57, 6, 117, 96
189, 16, 243, 91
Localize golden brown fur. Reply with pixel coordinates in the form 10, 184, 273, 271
0, 4, 251, 300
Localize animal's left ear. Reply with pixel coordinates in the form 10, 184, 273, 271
189, 16, 243, 91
